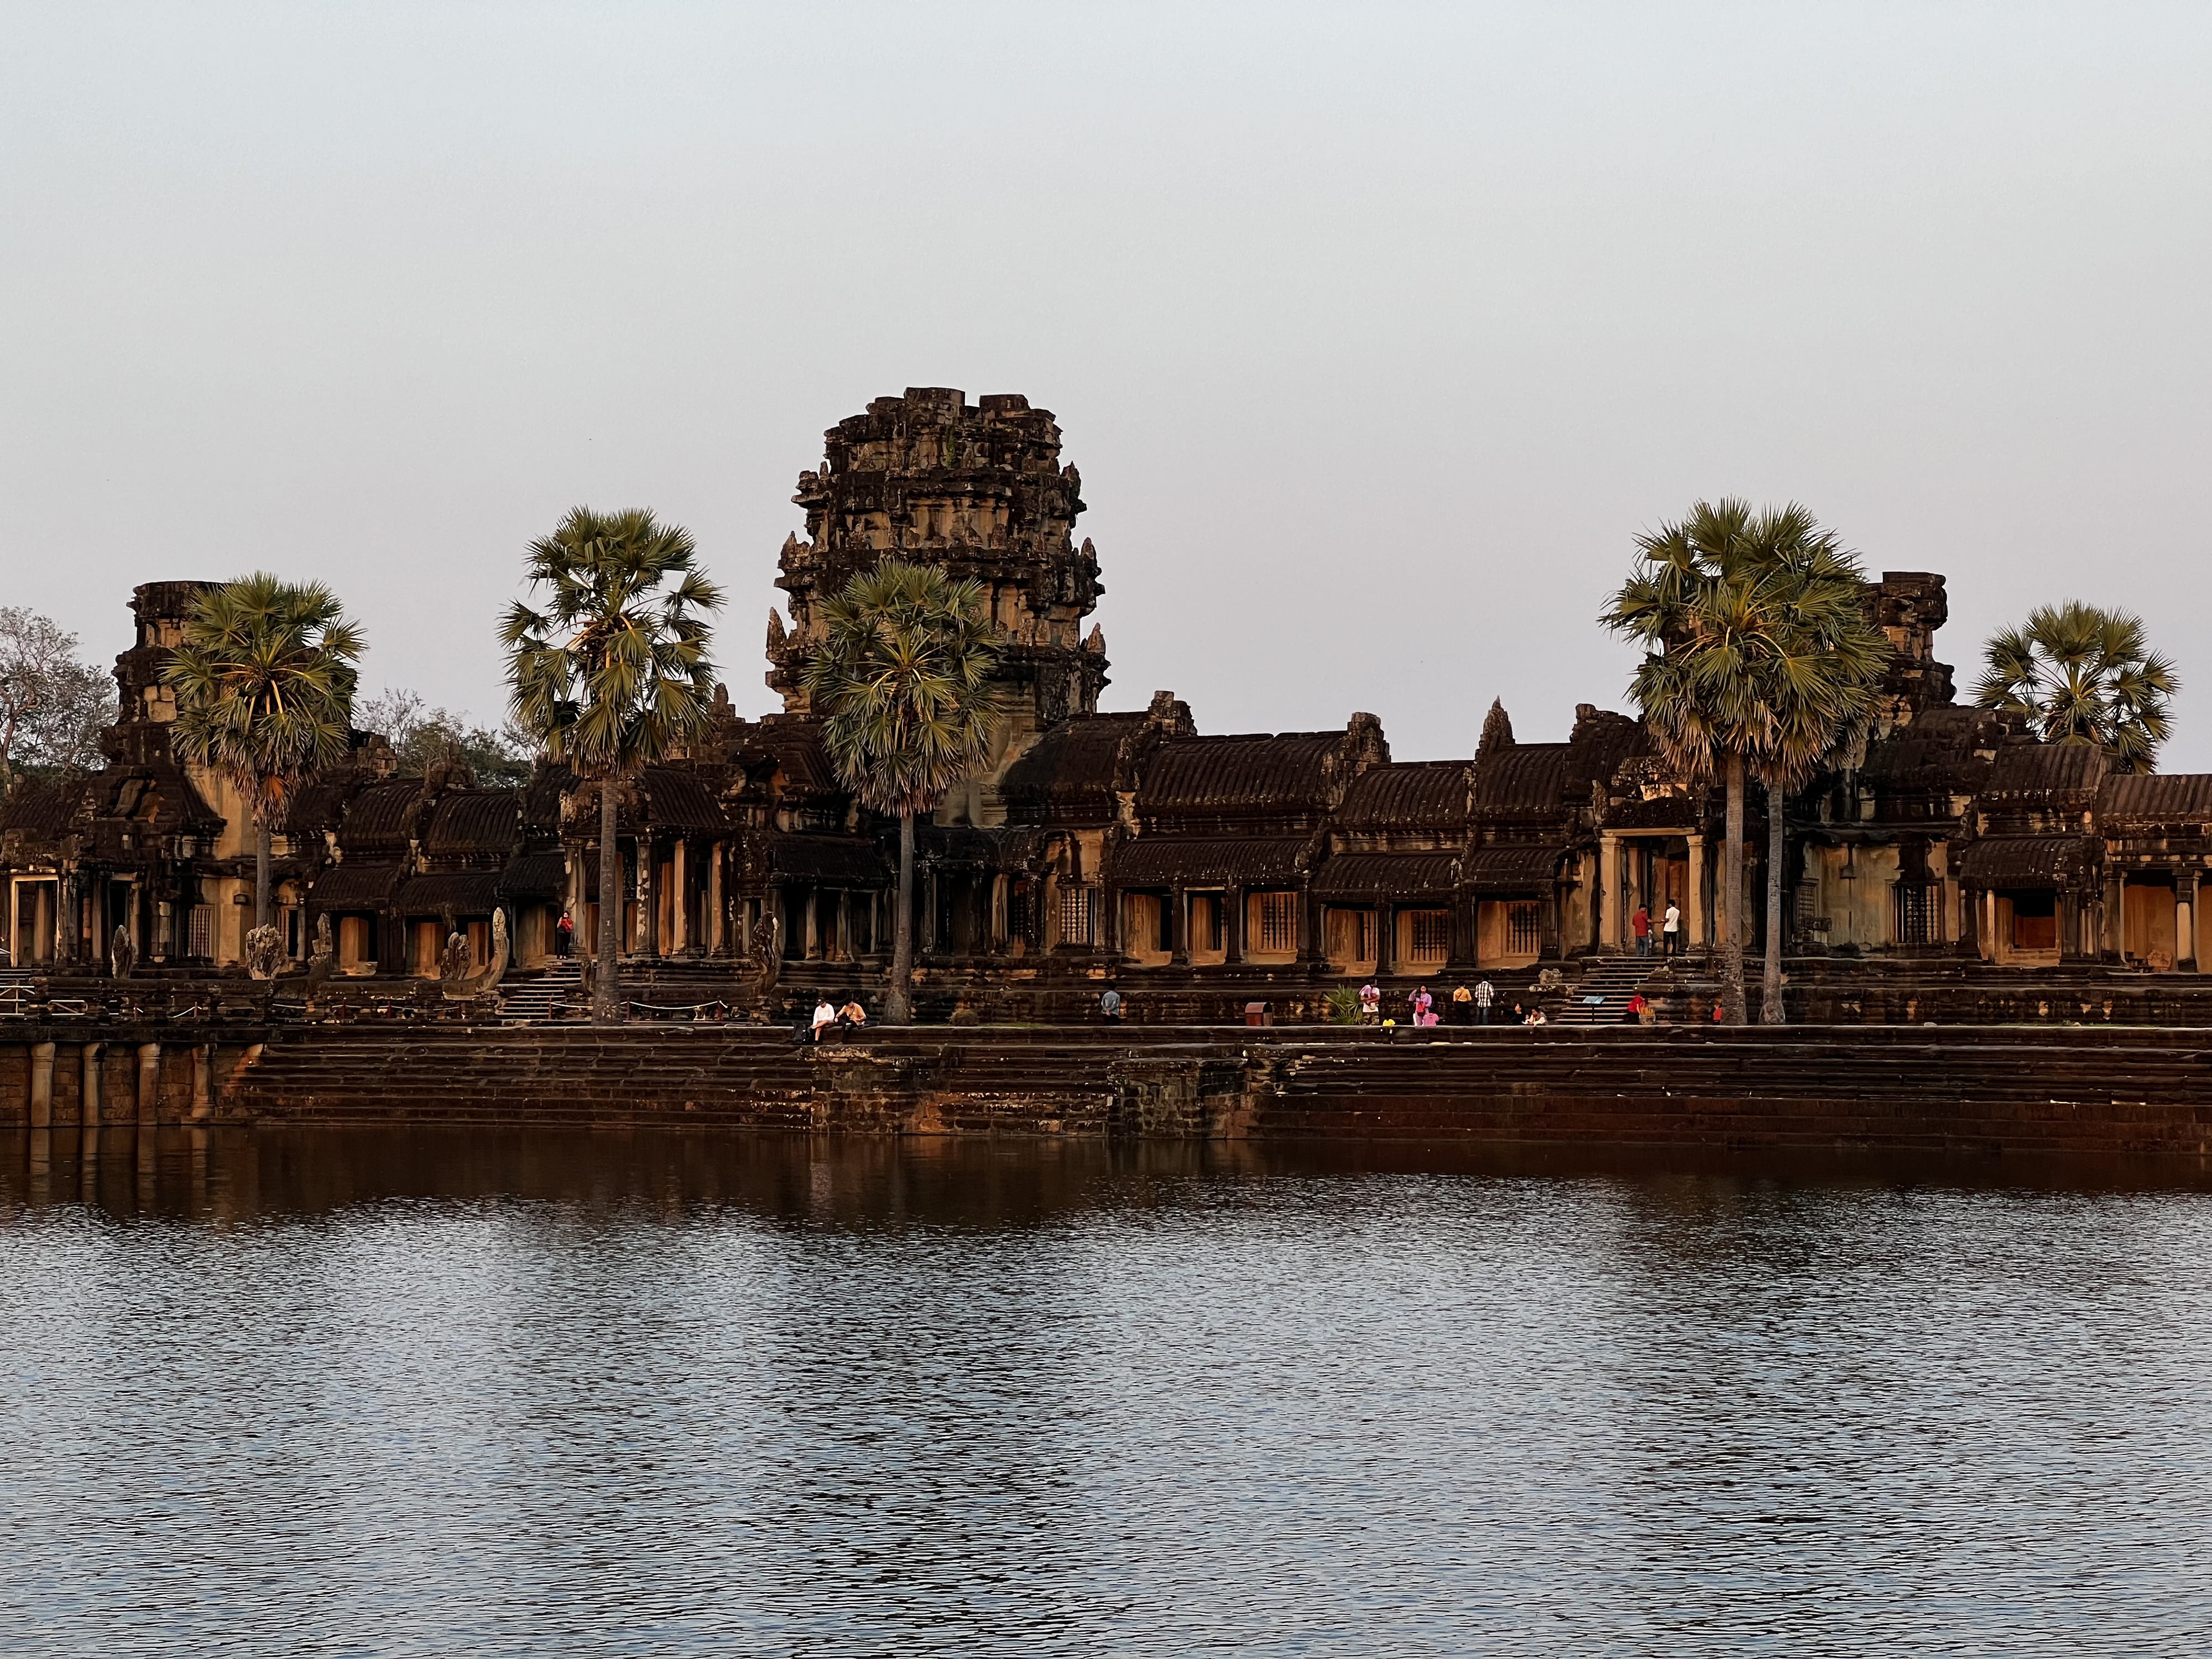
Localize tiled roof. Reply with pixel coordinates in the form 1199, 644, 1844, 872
424, 790, 523, 855
1334, 762, 1472, 831
1311, 852, 1460, 898
1000, 712, 1150, 823
1473, 745, 1573, 818
0, 777, 84, 838
499, 851, 570, 899
339, 780, 427, 849
639, 767, 728, 832
306, 861, 403, 909
1106, 834, 1314, 886
1136, 732, 1345, 814
1464, 843, 1567, 889
2096, 773, 2212, 826
1953, 836, 2093, 886
1983, 741, 2107, 800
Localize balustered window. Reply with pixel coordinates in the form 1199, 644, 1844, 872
1255, 891, 1299, 956
1893, 883, 1938, 945
1060, 885, 1097, 948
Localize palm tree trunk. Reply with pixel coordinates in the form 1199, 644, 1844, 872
1762, 775, 1786, 1025
1721, 750, 1747, 1026
593, 778, 622, 1025
255, 816, 273, 929
886, 809, 916, 1025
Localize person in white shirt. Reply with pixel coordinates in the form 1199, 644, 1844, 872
1662, 902, 1682, 956
811, 998, 838, 1041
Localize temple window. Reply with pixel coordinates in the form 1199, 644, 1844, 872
1892, 884, 1938, 946
1060, 884, 1097, 948
188, 904, 213, 960
1254, 891, 1298, 957
1401, 909, 1451, 965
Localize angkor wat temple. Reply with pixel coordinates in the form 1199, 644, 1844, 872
9, 386, 2212, 1021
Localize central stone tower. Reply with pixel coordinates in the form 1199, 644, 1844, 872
766, 389, 1109, 747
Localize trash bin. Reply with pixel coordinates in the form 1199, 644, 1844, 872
1244, 1001, 1272, 1027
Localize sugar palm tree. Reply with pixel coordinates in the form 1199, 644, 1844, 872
502, 508, 722, 1025
1973, 601, 2178, 774
161, 574, 363, 935
1739, 516, 1891, 1022
801, 560, 1000, 1025
1602, 500, 1890, 1025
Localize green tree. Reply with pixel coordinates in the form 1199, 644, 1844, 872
800, 560, 1000, 1025
0, 607, 117, 791
1972, 601, 2178, 774
1602, 500, 1890, 1025
161, 575, 363, 931
502, 508, 722, 1025
357, 687, 539, 787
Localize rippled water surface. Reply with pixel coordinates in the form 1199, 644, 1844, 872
3, 1129, 2210, 1657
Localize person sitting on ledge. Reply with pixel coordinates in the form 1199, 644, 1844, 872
1100, 985, 1123, 1025
811, 998, 838, 1042
839, 997, 867, 1030
1524, 1006, 1547, 1026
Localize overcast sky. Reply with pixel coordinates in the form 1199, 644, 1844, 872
4, 3, 2209, 765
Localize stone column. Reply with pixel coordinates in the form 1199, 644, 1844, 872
1686, 834, 1708, 948
2180, 872, 2200, 972
191, 1045, 213, 1123
670, 841, 688, 954
1375, 905, 1396, 977
29, 1041, 55, 1130
1170, 888, 1190, 966
136, 1043, 161, 1126
642, 838, 661, 957
1224, 888, 1245, 966
1599, 834, 1623, 953
707, 844, 724, 954
80, 1042, 102, 1128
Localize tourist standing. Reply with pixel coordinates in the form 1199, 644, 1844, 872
555, 910, 573, 958
1451, 983, 1473, 1024
1631, 904, 1651, 957
1359, 982, 1381, 1023
1100, 985, 1123, 1025
1663, 901, 1681, 956
1412, 985, 1432, 1025
1473, 979, 1494, 1024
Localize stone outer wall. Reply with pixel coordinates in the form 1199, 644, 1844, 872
5, 1024, 2202, 1158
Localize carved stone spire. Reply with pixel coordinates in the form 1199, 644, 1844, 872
1479, 698, 1515, 758
767, 389, 1109, 732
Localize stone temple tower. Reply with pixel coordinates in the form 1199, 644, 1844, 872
766, 389, 1109, 754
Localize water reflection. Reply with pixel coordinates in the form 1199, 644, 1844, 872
2, 1129, 2209, 1657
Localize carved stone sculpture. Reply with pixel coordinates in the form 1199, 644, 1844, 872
306, 914, 336, 985
111, 925, 135, 980
244, 922, 284, 981
440, 929, 471, 982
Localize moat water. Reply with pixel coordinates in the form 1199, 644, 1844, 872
2, 1130, 2209, 1658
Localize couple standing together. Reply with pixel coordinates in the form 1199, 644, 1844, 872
1630, 901, 1681, 957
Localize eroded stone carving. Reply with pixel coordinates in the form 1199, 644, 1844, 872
244, 923, 284, 981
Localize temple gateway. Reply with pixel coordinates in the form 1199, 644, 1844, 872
8, 387, 2211, 1021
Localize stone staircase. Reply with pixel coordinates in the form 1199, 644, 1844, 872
1551, 956, 1663, 1025
498, 963, 585, 1024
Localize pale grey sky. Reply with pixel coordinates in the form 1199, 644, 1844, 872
4, 3, 2209, 763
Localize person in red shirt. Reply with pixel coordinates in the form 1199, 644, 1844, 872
1631, 904, 1651, 957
